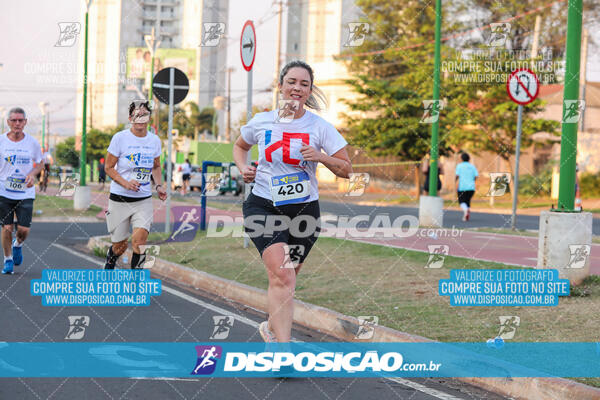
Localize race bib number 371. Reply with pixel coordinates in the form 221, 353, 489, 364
133, 167, 152, 185
271, 171, 310, 206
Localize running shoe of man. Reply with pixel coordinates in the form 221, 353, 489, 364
2, 259, 14, 274
12, 240, 23, 266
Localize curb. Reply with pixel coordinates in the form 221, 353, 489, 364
34, 216, 102, 223
87, 235, 600, 400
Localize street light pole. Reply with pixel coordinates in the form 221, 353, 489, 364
144, 27, 161, 102
80, 0, 93, 187
428, 0, 442, 197
557, 0, 583, 211
74, 0, 93, 211
39, 102, 48, 152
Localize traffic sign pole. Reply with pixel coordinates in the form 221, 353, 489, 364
241, 20, 256, 249
511, 104, 523, 230
506, 68, 539, 230
165, 68, 174, 233
152, 67, 189, 234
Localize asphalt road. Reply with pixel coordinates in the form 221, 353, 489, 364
0, 222, 507, 400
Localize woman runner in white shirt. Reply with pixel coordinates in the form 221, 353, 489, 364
233, 60, 353, 343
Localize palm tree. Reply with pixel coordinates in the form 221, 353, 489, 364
186, 102, 216, 140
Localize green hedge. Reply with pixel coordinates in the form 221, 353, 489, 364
518, 169, 552, 197
580, 172, 600, 198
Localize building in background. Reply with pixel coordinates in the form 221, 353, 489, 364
285, 0, 363, 127
75, 0, 229, 142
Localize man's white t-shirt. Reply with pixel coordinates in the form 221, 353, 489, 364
107, 129, 162, 198
0, 133, 43, 200
181, 162, 191, 175
241, 110, 347, 203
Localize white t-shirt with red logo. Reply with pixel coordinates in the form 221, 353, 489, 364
0, 133, 43, 200
107, 129, 162, 198
241, 110, 347, 203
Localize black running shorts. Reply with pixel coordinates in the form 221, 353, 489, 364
0, 196, 34, 228
242, 192, 320, 263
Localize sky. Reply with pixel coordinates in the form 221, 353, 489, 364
0, 0, 598, 139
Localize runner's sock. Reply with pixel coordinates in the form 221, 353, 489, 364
104, 246, 119, 269
131, 251, 146, 269
12, 238, 23, 247
4, 256, 13, 262
460, 203, 468, 212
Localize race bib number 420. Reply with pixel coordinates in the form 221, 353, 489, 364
133, 167, 152, 185
270, 171, 310, 206
5, 177, 26, 193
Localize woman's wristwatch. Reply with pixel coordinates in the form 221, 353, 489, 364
155, 184, 162, 191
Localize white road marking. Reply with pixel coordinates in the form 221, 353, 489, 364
52, 243, 467, 400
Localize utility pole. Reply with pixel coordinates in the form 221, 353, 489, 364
580, 28, 588, 132
80, 0, 93, 187
39, 102, 48, 152
0, 107, 5, 133
145, 27, 161, 134
428, 0, 442, 197
227, 67, 233, 142
530, 15, 541, 62
272, 0, 283, 110
74, 0, 94, 210
557, 0, 583, 211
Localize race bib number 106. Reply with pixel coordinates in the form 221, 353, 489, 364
5, 177, 26, 193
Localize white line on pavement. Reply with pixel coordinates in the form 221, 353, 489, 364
51, 243, 466, 400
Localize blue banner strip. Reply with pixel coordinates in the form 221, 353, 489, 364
0, 342, 599, 378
